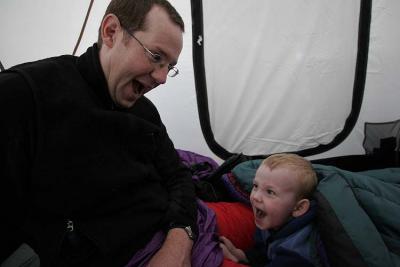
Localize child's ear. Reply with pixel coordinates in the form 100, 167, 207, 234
292, 199, 310, 217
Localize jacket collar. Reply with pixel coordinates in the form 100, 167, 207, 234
264, 200, 317, 242
76, 43, 115, 109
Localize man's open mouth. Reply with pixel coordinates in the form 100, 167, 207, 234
133, 80, 145, 96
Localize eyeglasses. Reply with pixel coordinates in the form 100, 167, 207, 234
124, 30, 179, 78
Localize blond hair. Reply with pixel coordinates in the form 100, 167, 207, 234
262, 153, 317, 199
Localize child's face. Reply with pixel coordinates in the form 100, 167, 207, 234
250, 164, 301, 230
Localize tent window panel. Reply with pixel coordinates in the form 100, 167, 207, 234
202, 0, 360, 155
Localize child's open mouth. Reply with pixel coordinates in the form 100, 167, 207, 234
255, 208, 266, 218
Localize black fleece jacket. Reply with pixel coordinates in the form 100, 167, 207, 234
0, 44, 197, 266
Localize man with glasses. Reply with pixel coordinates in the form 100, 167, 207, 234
0, 0, 199, 266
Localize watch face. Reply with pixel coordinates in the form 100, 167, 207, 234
185, 226, 193, 239
169, 223, 195, 240
184, 226, 194, 239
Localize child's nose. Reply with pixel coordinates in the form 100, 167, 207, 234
251, 191, 261, 202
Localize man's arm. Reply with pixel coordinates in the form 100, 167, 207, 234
0, 72, 36, 262
147, 228, 193, 267
130, 97, 197, 265
153, 122, 198, 233
152, 124, 197, 265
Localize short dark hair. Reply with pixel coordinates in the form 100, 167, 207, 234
97, 0, 184, 47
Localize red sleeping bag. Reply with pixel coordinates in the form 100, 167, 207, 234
205, 202, 256, 267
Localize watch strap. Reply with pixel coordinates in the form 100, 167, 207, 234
168, 223, 195, 241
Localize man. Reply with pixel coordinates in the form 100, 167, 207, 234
0, 0, 197, 266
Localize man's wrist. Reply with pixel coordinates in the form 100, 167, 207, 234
168, 223, 196, 241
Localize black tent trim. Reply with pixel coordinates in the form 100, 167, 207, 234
191, 0, 372, 160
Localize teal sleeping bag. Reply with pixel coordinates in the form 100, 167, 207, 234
231, 161, 400, 267
313, 165, 400, 267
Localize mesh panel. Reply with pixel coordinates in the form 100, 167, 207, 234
363, 119, 400, 154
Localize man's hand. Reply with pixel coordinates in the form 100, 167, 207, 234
147, 228, 193, 267
219, 236, 248, 263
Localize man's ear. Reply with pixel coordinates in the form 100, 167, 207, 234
100, 14, 120, 48
292, 199, 310, 218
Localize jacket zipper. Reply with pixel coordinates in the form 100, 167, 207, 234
66, 219, 74, 232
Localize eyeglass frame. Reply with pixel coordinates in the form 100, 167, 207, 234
123, 28, 179, 78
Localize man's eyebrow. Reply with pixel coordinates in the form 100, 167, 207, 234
166, 54, 178, 66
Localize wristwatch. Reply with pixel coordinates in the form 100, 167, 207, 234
168, 223, 195, 241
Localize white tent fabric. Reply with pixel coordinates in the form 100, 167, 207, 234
202, 0, 359, 155
198, 0, 400, 158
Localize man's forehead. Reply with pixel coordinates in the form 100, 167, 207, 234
144, 5, 175, 30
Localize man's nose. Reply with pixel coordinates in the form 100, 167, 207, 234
151, 65, 168, 85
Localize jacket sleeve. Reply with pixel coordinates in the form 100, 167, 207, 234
154, 123, 198, 234
0, 72, 36, 261
245, 246, 268, 267
267, 248, 315, 267
245, 230, 268, 267
128, 96, 198, 236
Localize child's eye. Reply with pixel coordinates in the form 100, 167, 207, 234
252, 183, 258, 189
266, 189, 275, 196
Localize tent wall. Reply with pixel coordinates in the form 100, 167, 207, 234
316, 0, 400, 160
193, 0, 400, 160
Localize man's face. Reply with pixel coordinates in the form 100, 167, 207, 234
250, 165, 300, 230
101, 5, 183, 108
